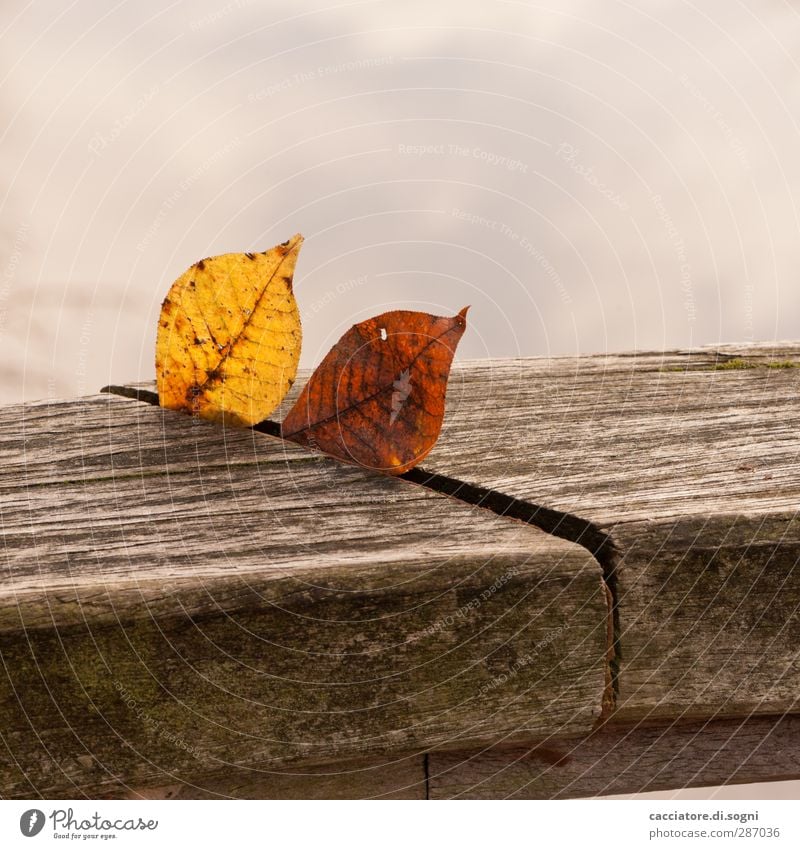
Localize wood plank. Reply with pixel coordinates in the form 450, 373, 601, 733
116, 755, 426, 800
0, 393, 608, 798
427, 346, 800, 526
99, 358, 800, 726
428, 715, 800, 798
415, 347, 800, 722
108, 348, 800, 526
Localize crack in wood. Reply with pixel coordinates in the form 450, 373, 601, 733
402, 466, 620, 716
101, 384, 159, 405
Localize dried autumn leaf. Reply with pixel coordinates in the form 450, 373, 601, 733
156, 235, 303, 427
280, 307, 468, 475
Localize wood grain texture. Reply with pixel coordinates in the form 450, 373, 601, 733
98, 357, 800, 726
611, 516, 800, 721
117, 755, 425, 800
425, 346, 800, 526
428, 715, 800, 799
416, 346, 800, 722
0, 393, 607, 798
5, 345, 797, 799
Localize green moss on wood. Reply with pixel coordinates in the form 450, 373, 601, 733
661, 358, 800, 373
710, 358, 758, 370
764, 360, 800, 369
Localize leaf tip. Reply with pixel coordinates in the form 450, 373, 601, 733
275, 232, 304, 253
457, 305, 470, 323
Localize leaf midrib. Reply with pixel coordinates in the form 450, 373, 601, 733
198, 245, 298, 393
281, 321, 460, 438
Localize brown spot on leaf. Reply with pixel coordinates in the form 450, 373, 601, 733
186, 383, 203, 401
156, 237, 304, 426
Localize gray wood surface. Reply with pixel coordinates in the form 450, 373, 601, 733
428, 715, 800, 799
418, 345, 800, 724
0, 393, 607, 798
611, 516, 800, 721
428, 345, 800, 525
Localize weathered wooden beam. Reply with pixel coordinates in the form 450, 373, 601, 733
419, 346, 800, 723
4, 346, 797, 799
0, 393, 608, 798
428, 715, 800, 799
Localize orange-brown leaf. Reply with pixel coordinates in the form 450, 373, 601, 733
280, 307, 468, 474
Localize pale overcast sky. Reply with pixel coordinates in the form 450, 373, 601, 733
2, 0, 800, 402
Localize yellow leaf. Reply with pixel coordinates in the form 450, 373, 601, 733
156, 234, 303, 427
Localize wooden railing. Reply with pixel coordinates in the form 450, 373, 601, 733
1, 343, 798, 799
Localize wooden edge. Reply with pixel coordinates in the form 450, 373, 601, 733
428, 715, 800, 799
57, 714, 800, 800
94, 755, 427, 801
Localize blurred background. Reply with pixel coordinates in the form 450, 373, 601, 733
1, 0, 799, 799
2, 0, 800, 405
